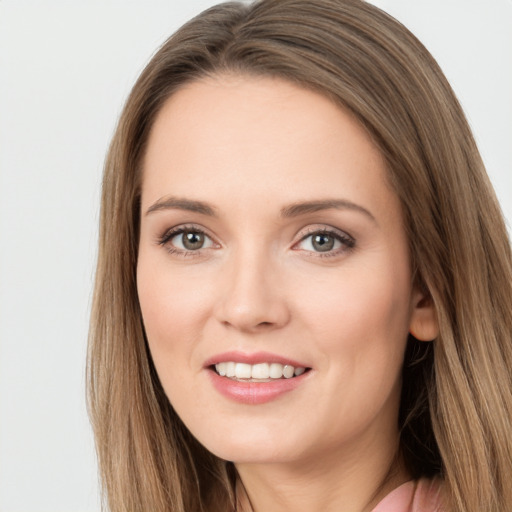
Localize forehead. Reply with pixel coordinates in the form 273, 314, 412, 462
141, 74, 397, 218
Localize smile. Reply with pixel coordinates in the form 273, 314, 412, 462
214, 362, 307, 380
205, 352, 312, 404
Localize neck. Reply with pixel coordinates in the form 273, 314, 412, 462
235, 437, 409, 512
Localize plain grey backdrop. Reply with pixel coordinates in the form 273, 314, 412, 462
1, 1, 510, 511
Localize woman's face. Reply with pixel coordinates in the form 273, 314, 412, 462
137, 75, 433, 466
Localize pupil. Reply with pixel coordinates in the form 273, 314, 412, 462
183, 231, 204, 250
312, 233, 334, 252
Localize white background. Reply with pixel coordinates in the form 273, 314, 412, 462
0, 1, 510, 511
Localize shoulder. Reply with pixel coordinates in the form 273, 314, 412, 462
372, 477, 446, 512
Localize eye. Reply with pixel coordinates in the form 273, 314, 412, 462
295, 229, 355, 255
299, 232, 341, 252
159, 226, 215, 253
173, 230, 212, 251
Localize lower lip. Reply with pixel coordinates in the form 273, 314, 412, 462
207, 369, 310, 405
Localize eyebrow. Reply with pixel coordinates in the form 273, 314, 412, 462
280, 199, 376, 223
145, 196, 376, 223
146, 196, 217, 217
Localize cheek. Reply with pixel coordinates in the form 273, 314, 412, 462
293, 266, 411, 439
136, 255, 212, 371
297, 258, 412, 378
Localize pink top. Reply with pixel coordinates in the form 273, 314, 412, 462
371, 478, 445, 512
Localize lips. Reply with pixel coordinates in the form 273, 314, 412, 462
204, 351, 312, 404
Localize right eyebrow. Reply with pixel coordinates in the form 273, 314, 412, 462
145, 196, 217, 217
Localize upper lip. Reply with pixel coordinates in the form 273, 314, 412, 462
203, 351, 310, 368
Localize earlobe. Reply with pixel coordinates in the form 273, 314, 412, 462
409, 289, 439, 342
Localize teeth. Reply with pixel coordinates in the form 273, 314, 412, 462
251, 363, 269, 379
226, 361, 236, 377
269, 363, 284, 378
282, 365, 294, 379
214, 362, 307, 380
216, 362, 227, 376
235, 363, 252, 379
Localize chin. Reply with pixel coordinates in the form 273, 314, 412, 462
186, 416, 315, 465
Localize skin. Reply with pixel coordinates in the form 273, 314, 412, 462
137, 75, 438, 512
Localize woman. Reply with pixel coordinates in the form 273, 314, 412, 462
87, 1, 512, 511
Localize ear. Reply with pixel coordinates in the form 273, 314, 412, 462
409, 286, 439, 342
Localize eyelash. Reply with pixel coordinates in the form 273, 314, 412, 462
156, 224, 355, 258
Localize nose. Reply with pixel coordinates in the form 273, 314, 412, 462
214, 248, 291, 333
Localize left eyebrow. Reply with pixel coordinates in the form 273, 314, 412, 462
280, 199, 376, 224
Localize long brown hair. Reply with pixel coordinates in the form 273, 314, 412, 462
87, 1, 512, 510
